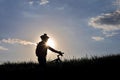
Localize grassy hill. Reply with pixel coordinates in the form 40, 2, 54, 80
0, 54, 120, 79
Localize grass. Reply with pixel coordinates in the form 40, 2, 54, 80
0, 54, 120, 79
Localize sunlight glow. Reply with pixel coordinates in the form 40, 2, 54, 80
46, 38, 55, 48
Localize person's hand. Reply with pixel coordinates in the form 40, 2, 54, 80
59, 51, 64, 56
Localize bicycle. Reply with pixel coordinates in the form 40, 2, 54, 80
50, 52, 64, 64
51, 55, 62, 64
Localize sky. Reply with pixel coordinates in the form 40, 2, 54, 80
0, 0, 120, 63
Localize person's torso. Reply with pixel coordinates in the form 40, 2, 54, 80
36, 41, 48, 57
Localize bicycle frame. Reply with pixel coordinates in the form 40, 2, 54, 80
51, 55, 62, 64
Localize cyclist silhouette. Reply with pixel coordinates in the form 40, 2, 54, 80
35, 33, 63, 67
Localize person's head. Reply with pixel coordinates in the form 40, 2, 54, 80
40, 33, 49, 42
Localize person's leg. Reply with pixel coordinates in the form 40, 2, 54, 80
38, 57, 46, 68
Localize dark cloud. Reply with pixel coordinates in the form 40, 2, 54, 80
96, 10, 120, 25
89, 10, 120, 39
89, 10, 120, 31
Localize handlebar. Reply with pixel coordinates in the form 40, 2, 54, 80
57, 52, 64, 58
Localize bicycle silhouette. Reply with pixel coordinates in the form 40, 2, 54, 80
51, 55, 62, 63
50, 52, 64, 64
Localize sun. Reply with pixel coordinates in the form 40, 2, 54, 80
46, 38, 56, 60
46, 38, 55, 48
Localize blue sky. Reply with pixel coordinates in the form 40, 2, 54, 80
0, 0, 120, 63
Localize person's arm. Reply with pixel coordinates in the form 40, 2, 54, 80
48, 46, 63, 56
48, 46, 60, 53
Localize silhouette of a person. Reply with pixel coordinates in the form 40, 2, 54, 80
36, 33, 63, 67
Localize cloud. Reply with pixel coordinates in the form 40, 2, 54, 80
0, 46, 8, 51
103, 31, 118, 37
92, 36, 104, 41
89, 10, 120, 31
40, 0, 49, 5
89, 10, 120, 38
28, 0, 49, 6
1, 38, 36, 46
28, 1, 34, 5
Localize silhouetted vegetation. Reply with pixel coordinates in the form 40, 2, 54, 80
0, 54, 120, 79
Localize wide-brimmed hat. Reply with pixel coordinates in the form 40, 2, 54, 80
40, 33, 49, 40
